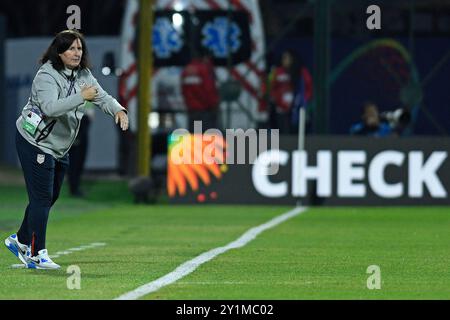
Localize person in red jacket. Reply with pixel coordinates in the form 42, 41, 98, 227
181, 51, 220, 133
268, 49, 313, 134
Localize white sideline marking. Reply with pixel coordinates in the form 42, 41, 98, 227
10, 242, 106, 268
115, 206, 307, 300
50, 242, 106, 258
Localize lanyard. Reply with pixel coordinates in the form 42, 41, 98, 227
35, 74, 75, 142
66, 78, 76, 97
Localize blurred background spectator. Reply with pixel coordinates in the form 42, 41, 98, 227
268, 49, 313, 134
181, 50, 220, 133
350, 102, 392, 137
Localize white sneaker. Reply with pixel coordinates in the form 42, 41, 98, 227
4, 233, 30, 265
27, 249, 60, 270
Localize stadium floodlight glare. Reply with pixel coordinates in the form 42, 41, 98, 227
149, 112, 159, 129
173, 2, 184, 12
102, 66, 111, 76
172, 13, 183, 28
114, 68, 123, 77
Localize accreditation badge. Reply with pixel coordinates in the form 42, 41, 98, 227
37, 154, 45, 164
23, 107, 43, 135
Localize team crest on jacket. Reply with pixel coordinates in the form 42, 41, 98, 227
37, 154, 45, 164
78, 80, 86, 87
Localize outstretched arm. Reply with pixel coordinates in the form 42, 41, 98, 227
86, 69, 127, 119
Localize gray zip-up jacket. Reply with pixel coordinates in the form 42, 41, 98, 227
16, 61, 126, 159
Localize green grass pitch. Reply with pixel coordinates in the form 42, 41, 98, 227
0, 180, 449, 300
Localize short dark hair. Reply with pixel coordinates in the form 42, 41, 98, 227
40, 30, 91, 71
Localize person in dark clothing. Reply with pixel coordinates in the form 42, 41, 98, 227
68, 109, 93, 197
350, 102, 392, 137
268, 49, 313, 134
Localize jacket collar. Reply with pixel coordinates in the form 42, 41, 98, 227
42, 61, 80, 81
61, 66, 79, 81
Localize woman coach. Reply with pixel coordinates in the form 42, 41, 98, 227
4, 30, 129, 269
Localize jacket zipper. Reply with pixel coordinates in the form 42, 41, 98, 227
66, 105, 81, 153
64, 78, 81, 155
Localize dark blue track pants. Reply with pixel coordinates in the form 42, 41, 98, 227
15, 130, 69, 256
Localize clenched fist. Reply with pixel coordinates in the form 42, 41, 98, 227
81, 85, 98, 101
